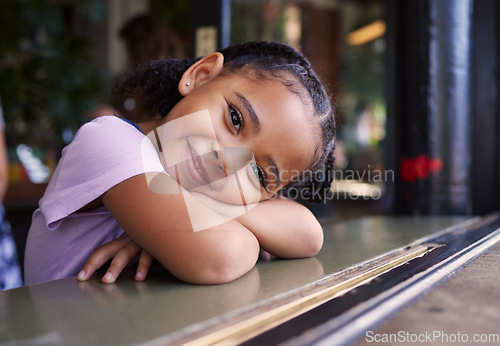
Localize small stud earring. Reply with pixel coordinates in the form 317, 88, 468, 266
186, 81, 191, 86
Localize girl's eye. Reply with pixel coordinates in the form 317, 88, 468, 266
229, 104, 243, 134
250, 162, 267, 188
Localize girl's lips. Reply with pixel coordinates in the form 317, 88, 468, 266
185, 138, 212, 188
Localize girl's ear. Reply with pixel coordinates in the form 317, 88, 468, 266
179, 52, 224, 96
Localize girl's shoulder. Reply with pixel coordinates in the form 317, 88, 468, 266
80, 114, 134, 131
59, 115, 152, 171
72, 115, 143, 145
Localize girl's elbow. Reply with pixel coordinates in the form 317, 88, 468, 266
203, 259, 252, 284
309, 225, 324, 256
304, 224, 324, 257
210, 239, 259, 284
297, 206, 324, 257
179, 231, 260, 285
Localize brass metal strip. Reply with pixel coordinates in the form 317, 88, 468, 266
183, 245, 436, 346
308, 226, 500, 346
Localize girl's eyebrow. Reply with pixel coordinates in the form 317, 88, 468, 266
234, 92, 260, 133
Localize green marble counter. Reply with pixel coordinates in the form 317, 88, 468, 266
0, 216, 469, 345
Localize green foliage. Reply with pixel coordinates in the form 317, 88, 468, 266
0, 0, 106, 144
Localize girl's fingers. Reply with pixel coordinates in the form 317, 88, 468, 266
77, 233, 153, 284
78, 234, 131, 281
101, 241, 141, 284
135, 250, 154, 281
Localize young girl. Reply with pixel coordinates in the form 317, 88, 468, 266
24, 41, 336, 286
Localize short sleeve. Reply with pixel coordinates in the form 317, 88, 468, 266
39, 116, 165, 228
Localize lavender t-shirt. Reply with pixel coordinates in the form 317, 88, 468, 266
24, 116, 165, 285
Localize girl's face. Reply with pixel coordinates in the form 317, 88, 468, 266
153, 58, 320, 205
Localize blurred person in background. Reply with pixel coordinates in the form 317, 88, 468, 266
91, 14, 186, 123
120, 13, 185, 67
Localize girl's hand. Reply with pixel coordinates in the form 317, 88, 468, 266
77, 234, 154, 284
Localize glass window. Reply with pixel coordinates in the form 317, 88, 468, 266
231, 0, 388, 220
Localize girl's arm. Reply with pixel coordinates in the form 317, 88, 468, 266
185, 191, 324, 258
235, 197, 324, 258
80, 176, 322, 283
97, 173, 260, 285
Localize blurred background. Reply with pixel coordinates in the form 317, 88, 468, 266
0, 0, 499, 288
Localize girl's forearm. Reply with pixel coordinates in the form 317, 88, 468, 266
187, 191, 324, 258
235, 197, 324, 258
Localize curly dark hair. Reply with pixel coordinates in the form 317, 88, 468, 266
112, 41, 336, 202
